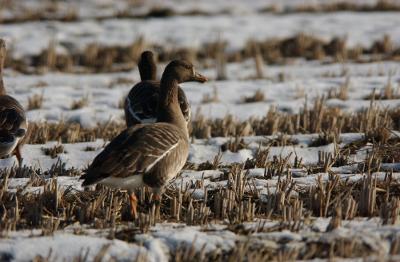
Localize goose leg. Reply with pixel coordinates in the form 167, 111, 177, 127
14, 145, 23, 166
152, 193, 161, 203
129, 191, 138, 219
152, 193, 161, 221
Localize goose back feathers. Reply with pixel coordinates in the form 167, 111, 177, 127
124, 51, 192, 127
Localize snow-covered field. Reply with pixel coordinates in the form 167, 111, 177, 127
1, 12, 400, 58
2, 60, 399, 127
1, 1, 400, 261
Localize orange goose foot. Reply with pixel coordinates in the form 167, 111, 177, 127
152, 193, 161, 221
152, 193, 161, 204
129, 192, 138, 219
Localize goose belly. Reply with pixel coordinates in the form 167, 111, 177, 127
0, 137, 19, 157
99, 174, 144, 191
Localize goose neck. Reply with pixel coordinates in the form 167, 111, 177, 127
139, 60, 157, 81
158, 78, 188, 135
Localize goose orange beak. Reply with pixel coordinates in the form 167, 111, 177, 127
192, 71, 208, 83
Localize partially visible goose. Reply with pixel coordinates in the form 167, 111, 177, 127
0, 39, 27, 164
81, 60, 207, 217
124, 51, 192, 127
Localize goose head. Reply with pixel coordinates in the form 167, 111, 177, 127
138, 51, 157, 81
162, 60, 207, 84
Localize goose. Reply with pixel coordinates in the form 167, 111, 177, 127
81, 60, 207, 218
0, 39, 27, 165
124, 51, 191, 127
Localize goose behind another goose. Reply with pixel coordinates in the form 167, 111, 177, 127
81, 60, 207, 217
0, 39, 27, 164
124, 51, 193, 127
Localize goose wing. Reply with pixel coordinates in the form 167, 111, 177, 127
124, 81, 160, 126
125, 82, 191, 126
81, 123, 184, 186
177, 87, 191, 123
0, 95, 27, 139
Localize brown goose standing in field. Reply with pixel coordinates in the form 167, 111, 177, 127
124, 51, 192, 127
0, 39, 27, 164
81, 60, 207, 217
